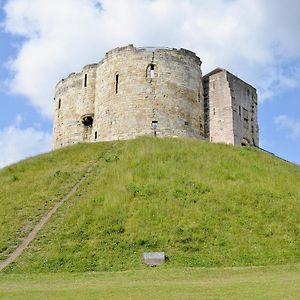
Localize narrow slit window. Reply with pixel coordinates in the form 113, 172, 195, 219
243, 108, 249, 122
115, 74, 119, 94
58, 99, 61, 109
150, 64, 155, 79
243, 108, 249, 129
95, 131, 98, 140
84, 74, 88, 87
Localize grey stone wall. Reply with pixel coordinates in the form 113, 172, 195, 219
53, 64, 97, 148
52, 45, 205, 149
227, 72, 259, 146
203, 68, 259, 146
52, 45, 259, 150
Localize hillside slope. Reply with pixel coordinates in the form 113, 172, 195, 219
1, 137, 300, 273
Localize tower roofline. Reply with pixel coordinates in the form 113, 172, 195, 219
203, 68, 225, 79
203, 68, 256, 91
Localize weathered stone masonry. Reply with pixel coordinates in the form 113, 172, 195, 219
52, 44, 258, 149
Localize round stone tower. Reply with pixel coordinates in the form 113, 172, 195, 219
52, 44, 205, 149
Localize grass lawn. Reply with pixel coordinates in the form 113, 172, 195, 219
1, 138, 300, 272
0, 265, 299, 299
0, 142, 111, 262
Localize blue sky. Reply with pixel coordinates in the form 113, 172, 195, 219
0, 21, 51, 131
0, 0, 299, 167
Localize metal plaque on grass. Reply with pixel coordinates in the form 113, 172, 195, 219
142, 252, 165, 266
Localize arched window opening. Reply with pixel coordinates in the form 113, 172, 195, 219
241, 137, 250, 147
82, 115, 94, 127
150, 64, 155, 79
146, 63, 157, 81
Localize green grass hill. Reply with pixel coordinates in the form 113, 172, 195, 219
0, 137, 299, 273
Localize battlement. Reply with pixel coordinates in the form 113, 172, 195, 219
52, 45, 258, 149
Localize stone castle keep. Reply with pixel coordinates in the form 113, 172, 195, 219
52, 44, 259, 149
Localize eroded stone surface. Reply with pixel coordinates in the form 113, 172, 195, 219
52, 45, 258, 149
203, 68, 258, 146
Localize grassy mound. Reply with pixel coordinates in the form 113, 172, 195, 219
0, 142, 110, 261
1, 137, 300, 272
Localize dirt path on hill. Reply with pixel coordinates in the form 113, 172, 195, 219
0, 163, 95, 272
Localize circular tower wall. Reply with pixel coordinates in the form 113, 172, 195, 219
92, 45, 205, 142
53, 45, 205, 149
52, 64, 97, 149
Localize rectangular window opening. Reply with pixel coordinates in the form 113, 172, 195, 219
84, 74, 88, 87
151, 120, 158, 136
115, 74, 119, 94
58, 99, 61, 109
95, 131, 98, 140
151, 120, 158, 127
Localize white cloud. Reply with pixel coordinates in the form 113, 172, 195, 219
3, 0, 300, 118
0, 115, 51, 168
274, 115, 300, 139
